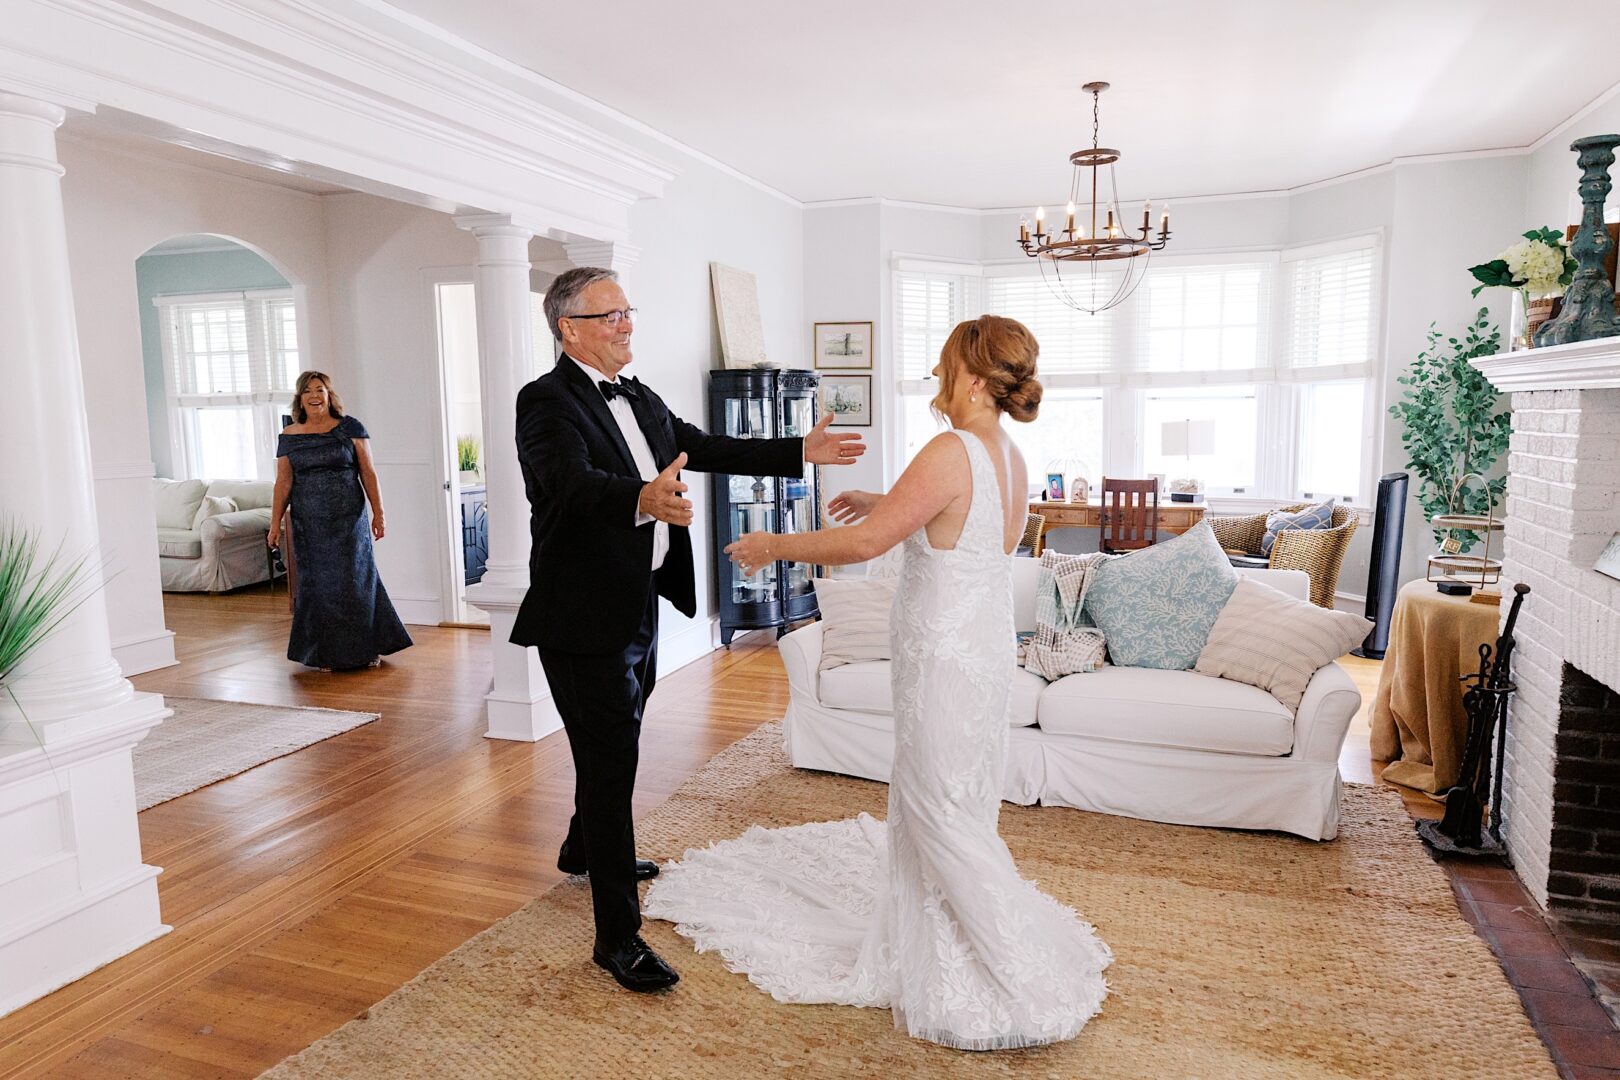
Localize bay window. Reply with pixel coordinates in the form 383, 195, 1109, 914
890, 233, 1380, 506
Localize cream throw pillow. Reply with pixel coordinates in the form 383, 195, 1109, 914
813, 577, 897, 672
1194, 579, 1370, 712
192, 495, 239, 530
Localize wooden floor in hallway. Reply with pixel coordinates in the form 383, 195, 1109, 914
0, 584, 785, 1078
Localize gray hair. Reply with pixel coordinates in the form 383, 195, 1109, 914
543, 266, 619, 341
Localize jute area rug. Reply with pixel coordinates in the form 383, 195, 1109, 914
263, 723, 1556, 1080
135, 697, 379, 811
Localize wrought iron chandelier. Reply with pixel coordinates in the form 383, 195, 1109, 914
1017, 81, 1171, 314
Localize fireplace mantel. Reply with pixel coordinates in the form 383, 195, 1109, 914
1472, 334, 1620, 391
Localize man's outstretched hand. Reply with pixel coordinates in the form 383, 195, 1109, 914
804, 413, 866, 466
639, 452, 693, 526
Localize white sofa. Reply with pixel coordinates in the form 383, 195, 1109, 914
154, 478, 281, 593
779, 560, 1362, 841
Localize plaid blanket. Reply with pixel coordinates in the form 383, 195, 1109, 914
1023, 550, 1112, 681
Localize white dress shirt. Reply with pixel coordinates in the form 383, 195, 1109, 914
572, 358, 668, 571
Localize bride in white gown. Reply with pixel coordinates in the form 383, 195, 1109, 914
643, 315, 1111, 1050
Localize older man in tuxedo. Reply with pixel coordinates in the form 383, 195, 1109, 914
512, 266, 864, 991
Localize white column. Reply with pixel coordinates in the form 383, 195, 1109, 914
454, 213, 561, 742
0, 92, 168, 1019
564, 239, 641, 288
0, 94, 133, 740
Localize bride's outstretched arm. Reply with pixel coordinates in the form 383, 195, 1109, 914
726, 433, 966, 571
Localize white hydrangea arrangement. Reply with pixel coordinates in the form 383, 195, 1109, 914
1468, 226, 1577, 300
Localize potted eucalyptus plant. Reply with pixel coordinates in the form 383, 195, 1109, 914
1388, 308, 1512, 554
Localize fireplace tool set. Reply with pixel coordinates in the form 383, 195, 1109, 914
1417, 582, 1531, 859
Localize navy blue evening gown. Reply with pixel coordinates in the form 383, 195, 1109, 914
276, 414, 413, 669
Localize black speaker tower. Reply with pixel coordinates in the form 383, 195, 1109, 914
1352, 472, 1409, 659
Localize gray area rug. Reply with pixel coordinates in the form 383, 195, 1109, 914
134, 697, 379, 811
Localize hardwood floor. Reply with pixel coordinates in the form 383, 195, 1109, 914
1, 587, 1414, 1078
0, 585, 787, 1079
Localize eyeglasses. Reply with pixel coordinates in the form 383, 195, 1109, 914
565, 308, 637, 327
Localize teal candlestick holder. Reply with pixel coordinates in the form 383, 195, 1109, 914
1535, 133, 1620, 347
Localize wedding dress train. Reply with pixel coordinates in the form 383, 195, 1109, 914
644, 429, 1111, 1050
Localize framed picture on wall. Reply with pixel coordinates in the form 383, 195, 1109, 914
820, 374, 872, 427
813, 321, 874, 369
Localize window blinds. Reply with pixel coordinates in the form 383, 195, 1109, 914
1281, 240, 1378, 374
895, 272, 963, 381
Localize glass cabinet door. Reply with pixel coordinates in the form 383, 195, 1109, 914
727, 473, 778, 603
781, 392, 815, 440
780, 474, 814, 598
779, 384, 819, 601
724, 392, 778, 604
725, 395, 774, 440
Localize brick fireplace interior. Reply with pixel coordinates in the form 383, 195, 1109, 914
1547, 663, 1620, 927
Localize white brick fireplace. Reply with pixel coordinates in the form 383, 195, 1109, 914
1474, 336, 1620, 914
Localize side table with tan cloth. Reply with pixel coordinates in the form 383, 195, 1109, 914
1370, 578, 1500, 795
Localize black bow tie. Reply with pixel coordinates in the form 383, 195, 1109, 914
599, 378, 639, 403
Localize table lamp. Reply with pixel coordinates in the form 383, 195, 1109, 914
1160, 419, 1216, 503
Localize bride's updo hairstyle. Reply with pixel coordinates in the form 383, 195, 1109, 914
932, 315, 1043, 423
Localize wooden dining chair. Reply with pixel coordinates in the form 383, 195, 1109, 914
1099, 478, 1159, 554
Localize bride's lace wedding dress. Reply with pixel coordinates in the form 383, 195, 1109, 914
644, 429, 1111, 1050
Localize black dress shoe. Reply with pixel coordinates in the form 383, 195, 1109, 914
557, 848, 659, 881
593, 934, 679, 992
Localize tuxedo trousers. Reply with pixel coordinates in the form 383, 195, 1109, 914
537, 585, 659, 944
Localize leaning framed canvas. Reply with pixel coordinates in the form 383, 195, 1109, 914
820, 374, 872, 427
711, 262, 769, 369
813, 321, 874, 369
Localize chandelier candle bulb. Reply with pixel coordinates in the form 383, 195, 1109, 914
1066, 202, 1076, 233
1143, 201, 1151, 231
1036, 206, 1045, 234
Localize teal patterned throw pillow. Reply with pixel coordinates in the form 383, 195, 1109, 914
1260, 498, 1336, 556
1082, 522, 1238, 669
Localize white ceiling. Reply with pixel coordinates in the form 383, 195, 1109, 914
385, 0, 1620, 208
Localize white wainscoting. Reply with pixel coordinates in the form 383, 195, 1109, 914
369, 457, 451, 627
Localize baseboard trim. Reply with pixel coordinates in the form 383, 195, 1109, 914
656, 614, 723, 678
392, 597, 445, 627
111, 629, 177, 676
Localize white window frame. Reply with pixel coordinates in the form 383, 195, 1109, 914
889, 235, 1384, 509
155, 287, 299, 481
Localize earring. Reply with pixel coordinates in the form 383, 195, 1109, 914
970, 393, 978, 404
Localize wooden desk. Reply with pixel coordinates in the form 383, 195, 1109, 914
1028, 500, 1206, 554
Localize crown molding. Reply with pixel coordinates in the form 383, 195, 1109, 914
1530, 76, 1620, 154
2, 0, 681, 243
351, 0, 800, 209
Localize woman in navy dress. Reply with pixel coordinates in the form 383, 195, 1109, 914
268, 371, 412, 671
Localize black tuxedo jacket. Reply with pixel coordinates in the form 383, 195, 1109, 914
510, 356, 804, 655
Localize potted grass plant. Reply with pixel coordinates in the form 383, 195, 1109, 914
0, 520, 100, 736
457, 435, 482, 487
